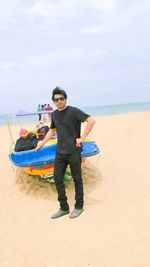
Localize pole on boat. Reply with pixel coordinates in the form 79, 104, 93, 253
6, 115, 16, 173
6, 115, 14, 145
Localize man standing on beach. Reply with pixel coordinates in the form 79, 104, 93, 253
36, 87, 95, 219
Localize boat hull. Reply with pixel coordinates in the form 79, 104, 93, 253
9, 139, 100, 176
23, 163, 54, 176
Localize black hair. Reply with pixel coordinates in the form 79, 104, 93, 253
52, 87, 67, 101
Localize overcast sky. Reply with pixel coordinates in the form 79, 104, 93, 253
0, 0, 150, 114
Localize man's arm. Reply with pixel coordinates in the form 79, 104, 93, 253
36, 128, 56, 150
76, 117, 95, 147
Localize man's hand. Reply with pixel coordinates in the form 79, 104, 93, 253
36, 142, 43, 150
76, 138, 83, 147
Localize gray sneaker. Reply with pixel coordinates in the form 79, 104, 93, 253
51, 209, 69, 219
69, 208, 83, 219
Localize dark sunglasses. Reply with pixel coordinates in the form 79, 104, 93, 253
53, 97, 65, 102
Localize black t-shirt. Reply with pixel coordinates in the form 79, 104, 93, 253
50, 106, 90, 154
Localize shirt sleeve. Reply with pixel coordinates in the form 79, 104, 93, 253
50, 114, 56, 129
74, 107, 90, 122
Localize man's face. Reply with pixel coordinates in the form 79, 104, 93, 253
53, 94, 67, 110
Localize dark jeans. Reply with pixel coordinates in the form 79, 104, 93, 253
54, 152, 84, 211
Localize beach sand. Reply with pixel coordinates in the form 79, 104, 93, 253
0, 111, 150, 267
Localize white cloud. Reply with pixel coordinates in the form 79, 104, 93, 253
80, 26, 104, 34
0, 0, 150, 114
28, 1, 54, 17
26, 0, 74, 19
21, 46, 108, 71
0, 60, 17, 71
85, 0, 115, 10
0, 0, 116, 23
27, 0, 115, 18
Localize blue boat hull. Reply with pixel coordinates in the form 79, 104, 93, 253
9, 141, 100, 167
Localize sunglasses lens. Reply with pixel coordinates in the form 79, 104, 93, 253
54, 97, 65, 102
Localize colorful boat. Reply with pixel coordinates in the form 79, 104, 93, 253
9, 138, 100, 176
7, 111, 100, 179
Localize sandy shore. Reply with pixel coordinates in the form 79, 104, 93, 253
0, 111, 150, 267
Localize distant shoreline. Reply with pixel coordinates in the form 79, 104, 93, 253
81, 101, 150, 116
1, 101, 150, 126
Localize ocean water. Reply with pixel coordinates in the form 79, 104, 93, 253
1, 101, 150, 126
81, 101, 150, 116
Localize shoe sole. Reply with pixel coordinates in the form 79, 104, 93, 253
51, 210, 69, 219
